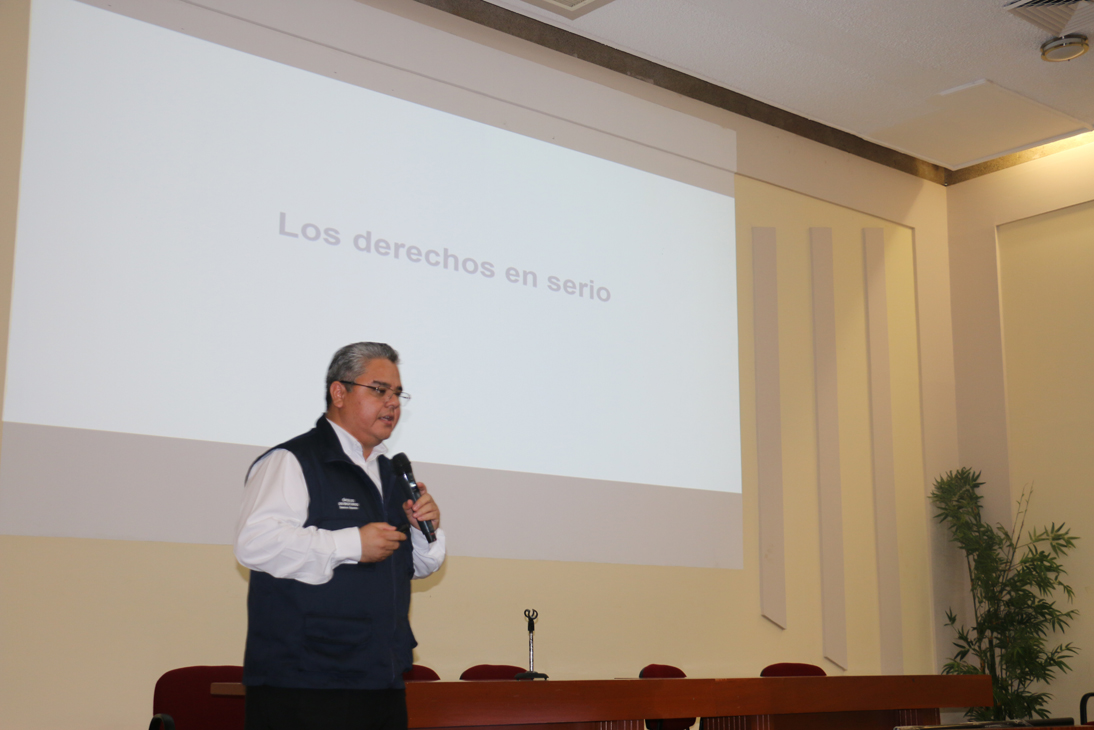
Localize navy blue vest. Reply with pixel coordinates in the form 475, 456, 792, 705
242, 417, 416, 690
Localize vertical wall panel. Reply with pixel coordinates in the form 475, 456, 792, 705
753, 226, 786, 629
863, 227, 904, 674
0, 0, 29, 455
997, 200, 1094, 718
810, 227, 848, 669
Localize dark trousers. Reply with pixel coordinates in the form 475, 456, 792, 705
245, 685, 408, 730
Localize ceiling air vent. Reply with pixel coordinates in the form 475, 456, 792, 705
518, 0, 618, 20
1005, 0, 1094, 36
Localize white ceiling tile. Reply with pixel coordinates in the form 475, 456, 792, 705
866, 80, 1091, 168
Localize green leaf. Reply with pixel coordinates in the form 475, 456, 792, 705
931, 470, 1080, 721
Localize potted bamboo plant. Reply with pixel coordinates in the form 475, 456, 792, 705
930, 468, 1079, 721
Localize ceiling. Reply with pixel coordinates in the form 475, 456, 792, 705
475, 0, 1094, 171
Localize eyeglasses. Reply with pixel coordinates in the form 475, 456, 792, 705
338, 380, 411, 404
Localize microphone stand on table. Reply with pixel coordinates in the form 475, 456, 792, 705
515, 609, 548, 680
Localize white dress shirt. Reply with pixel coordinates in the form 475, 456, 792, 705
234, 418, 446, 585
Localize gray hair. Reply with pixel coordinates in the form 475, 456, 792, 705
325, 342, 400, 408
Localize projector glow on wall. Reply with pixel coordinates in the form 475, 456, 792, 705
2, 0, 743, 568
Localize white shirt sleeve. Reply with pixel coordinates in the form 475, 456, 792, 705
234, 447, 448, 584
234, 449, 362, 585
410, 525, 447, 579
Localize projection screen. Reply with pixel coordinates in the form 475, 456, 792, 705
0, 0, 742, 568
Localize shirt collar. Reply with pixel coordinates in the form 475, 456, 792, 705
325, 417, 388, 463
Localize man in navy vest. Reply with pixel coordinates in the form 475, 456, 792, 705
235, 342, 446, 730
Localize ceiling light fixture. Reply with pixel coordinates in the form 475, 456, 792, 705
1040, 33, 1090, 61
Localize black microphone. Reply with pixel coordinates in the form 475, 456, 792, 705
390, 453, 436, 543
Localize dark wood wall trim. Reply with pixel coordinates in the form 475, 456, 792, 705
946, 131, 1094, 185
410, 0, 1094, 186
410, 0, 950, 184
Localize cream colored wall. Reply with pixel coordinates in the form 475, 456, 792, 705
0, 0, 31, 720
0, 1, 967, 728
734, 176, 932, 675
946, 140, 1094, 719
992, 200, 1094, 720
947, 136, 1094, 530
0, 0, 28, 439
0, 537, 249, 729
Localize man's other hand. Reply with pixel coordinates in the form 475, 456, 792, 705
358, 522, 406, 562
402, 482, 441, 532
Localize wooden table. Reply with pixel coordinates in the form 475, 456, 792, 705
214, 675, 997, 730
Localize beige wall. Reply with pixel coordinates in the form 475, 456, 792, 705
6, 0, 1092, 727
0, 537, 250, 729
947, 141, 1094, 719
948, 136, 1094, 527
0, 0, 28, 443
0, 0, 32, 721
735, 176, 932, 675
993, 199, 1094, 720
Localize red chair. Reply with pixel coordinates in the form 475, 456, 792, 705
403, 664, 441, 681
639, 664, 695, 730
150, 665, 245, 730
459, 664, 525, 680
759, 662, 826, 677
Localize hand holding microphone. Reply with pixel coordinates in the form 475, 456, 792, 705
391, 453, 438, 543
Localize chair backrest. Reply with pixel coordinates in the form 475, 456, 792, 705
759, 662, 827, 677
638, 664, 694, 730
152, 665, 245, 730
639, 663, 687, 679
459, 664, 525, 680
403, 664, 441, 681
